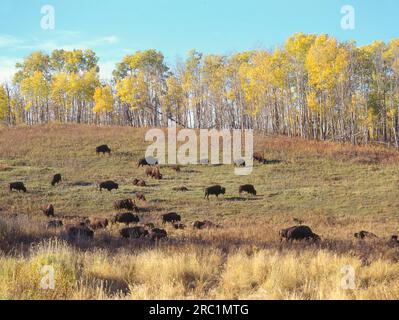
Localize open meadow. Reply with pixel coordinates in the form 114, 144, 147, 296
1, 124, 399, 300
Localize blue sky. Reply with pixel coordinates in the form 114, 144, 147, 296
0, 0, 398, 81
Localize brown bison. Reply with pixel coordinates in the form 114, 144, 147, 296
99, 180, 119, 192
173, 223, 186, 230
9, 182, 27, 193
114, 199, 139, 212
96, 145, 111, 155
111, 212, 140, 225
66, 225, 94, 240
138, 157, 158, 167
46, 220, 63, 230
135, 192, 146, 202
42, 204, 55, 217
146, 167, 163, 180
133, 179, 146, 187
51, 174, 62, 186
149, 228, 168, 241
120, 226, 149, 239
253, 152, 266, 163
193, 220, 218, 230
280, 226, 320, 242
87, 217, 109, 230
239, 184, 257, 196
204, 185, 226, 200
162, 212, 181, 224
173, 186, 189, 192
354, 231, 378, 240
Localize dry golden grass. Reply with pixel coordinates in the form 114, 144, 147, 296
1, 124, 399, 300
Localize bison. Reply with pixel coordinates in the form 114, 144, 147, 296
114, 199, 139, 212
66, 225, 94, 240
354, 231, 378, 240
173, 223, 186, 230
239, 184, 257, 196
280, 226, 320, 242
146, 167, 163, 180
51, 174, 62, 186
120, 226, 149, 239
133, 179, 146, 187
99, 180, 119, 192
87, 217, 109, 230
42, 204, 55, 217
9, 182, 27, 193
96, 145, 111, 155
149, 228, 168, 241
173, 186, 189, 192
204, 185, 226, 200
138, 156, 158, 167
162, 212, 181, 224
253, 152, 265, 163
193, 220, 218, 230
46, 220, 63, 230
111, 212, 140, 225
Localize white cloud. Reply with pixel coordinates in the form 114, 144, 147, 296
0, 57, 18, 83
0, 33, 120, 52
0, 35, 22, 48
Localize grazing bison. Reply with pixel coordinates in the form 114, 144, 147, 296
66, 225, 94, 240
146, 167, 163, 180
239, 184, 257, 196
253, 152, 265, 163
149, 228, 168, 241
120, 226, 149, 239
193, 220, 218, 230
9, 182, 27, 193
354, 231, 378, 240
87, 217, 109, 230
51, 174, 62, 186
133, 179, 146, 187
111, 212, 140, 225
96, 145, 111, 155
46, 220, 63, 230
99, 181, 119, 192
114, 199, 139, 212
135, 192, 146, 202
234, 159, 246, 167
280, 226, 320, 242
162, 212, 181, 224
138, 157, 158, 167
42, 204, 55, 217
204, 185, 226, 200
173, 186, 189, 192
173, 223, 186, 230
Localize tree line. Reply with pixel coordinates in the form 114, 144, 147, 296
1, 33, 399, 146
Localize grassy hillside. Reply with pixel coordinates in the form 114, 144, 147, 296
1, 124, 399, 300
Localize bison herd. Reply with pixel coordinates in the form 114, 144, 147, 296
6, 145, 398, 246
